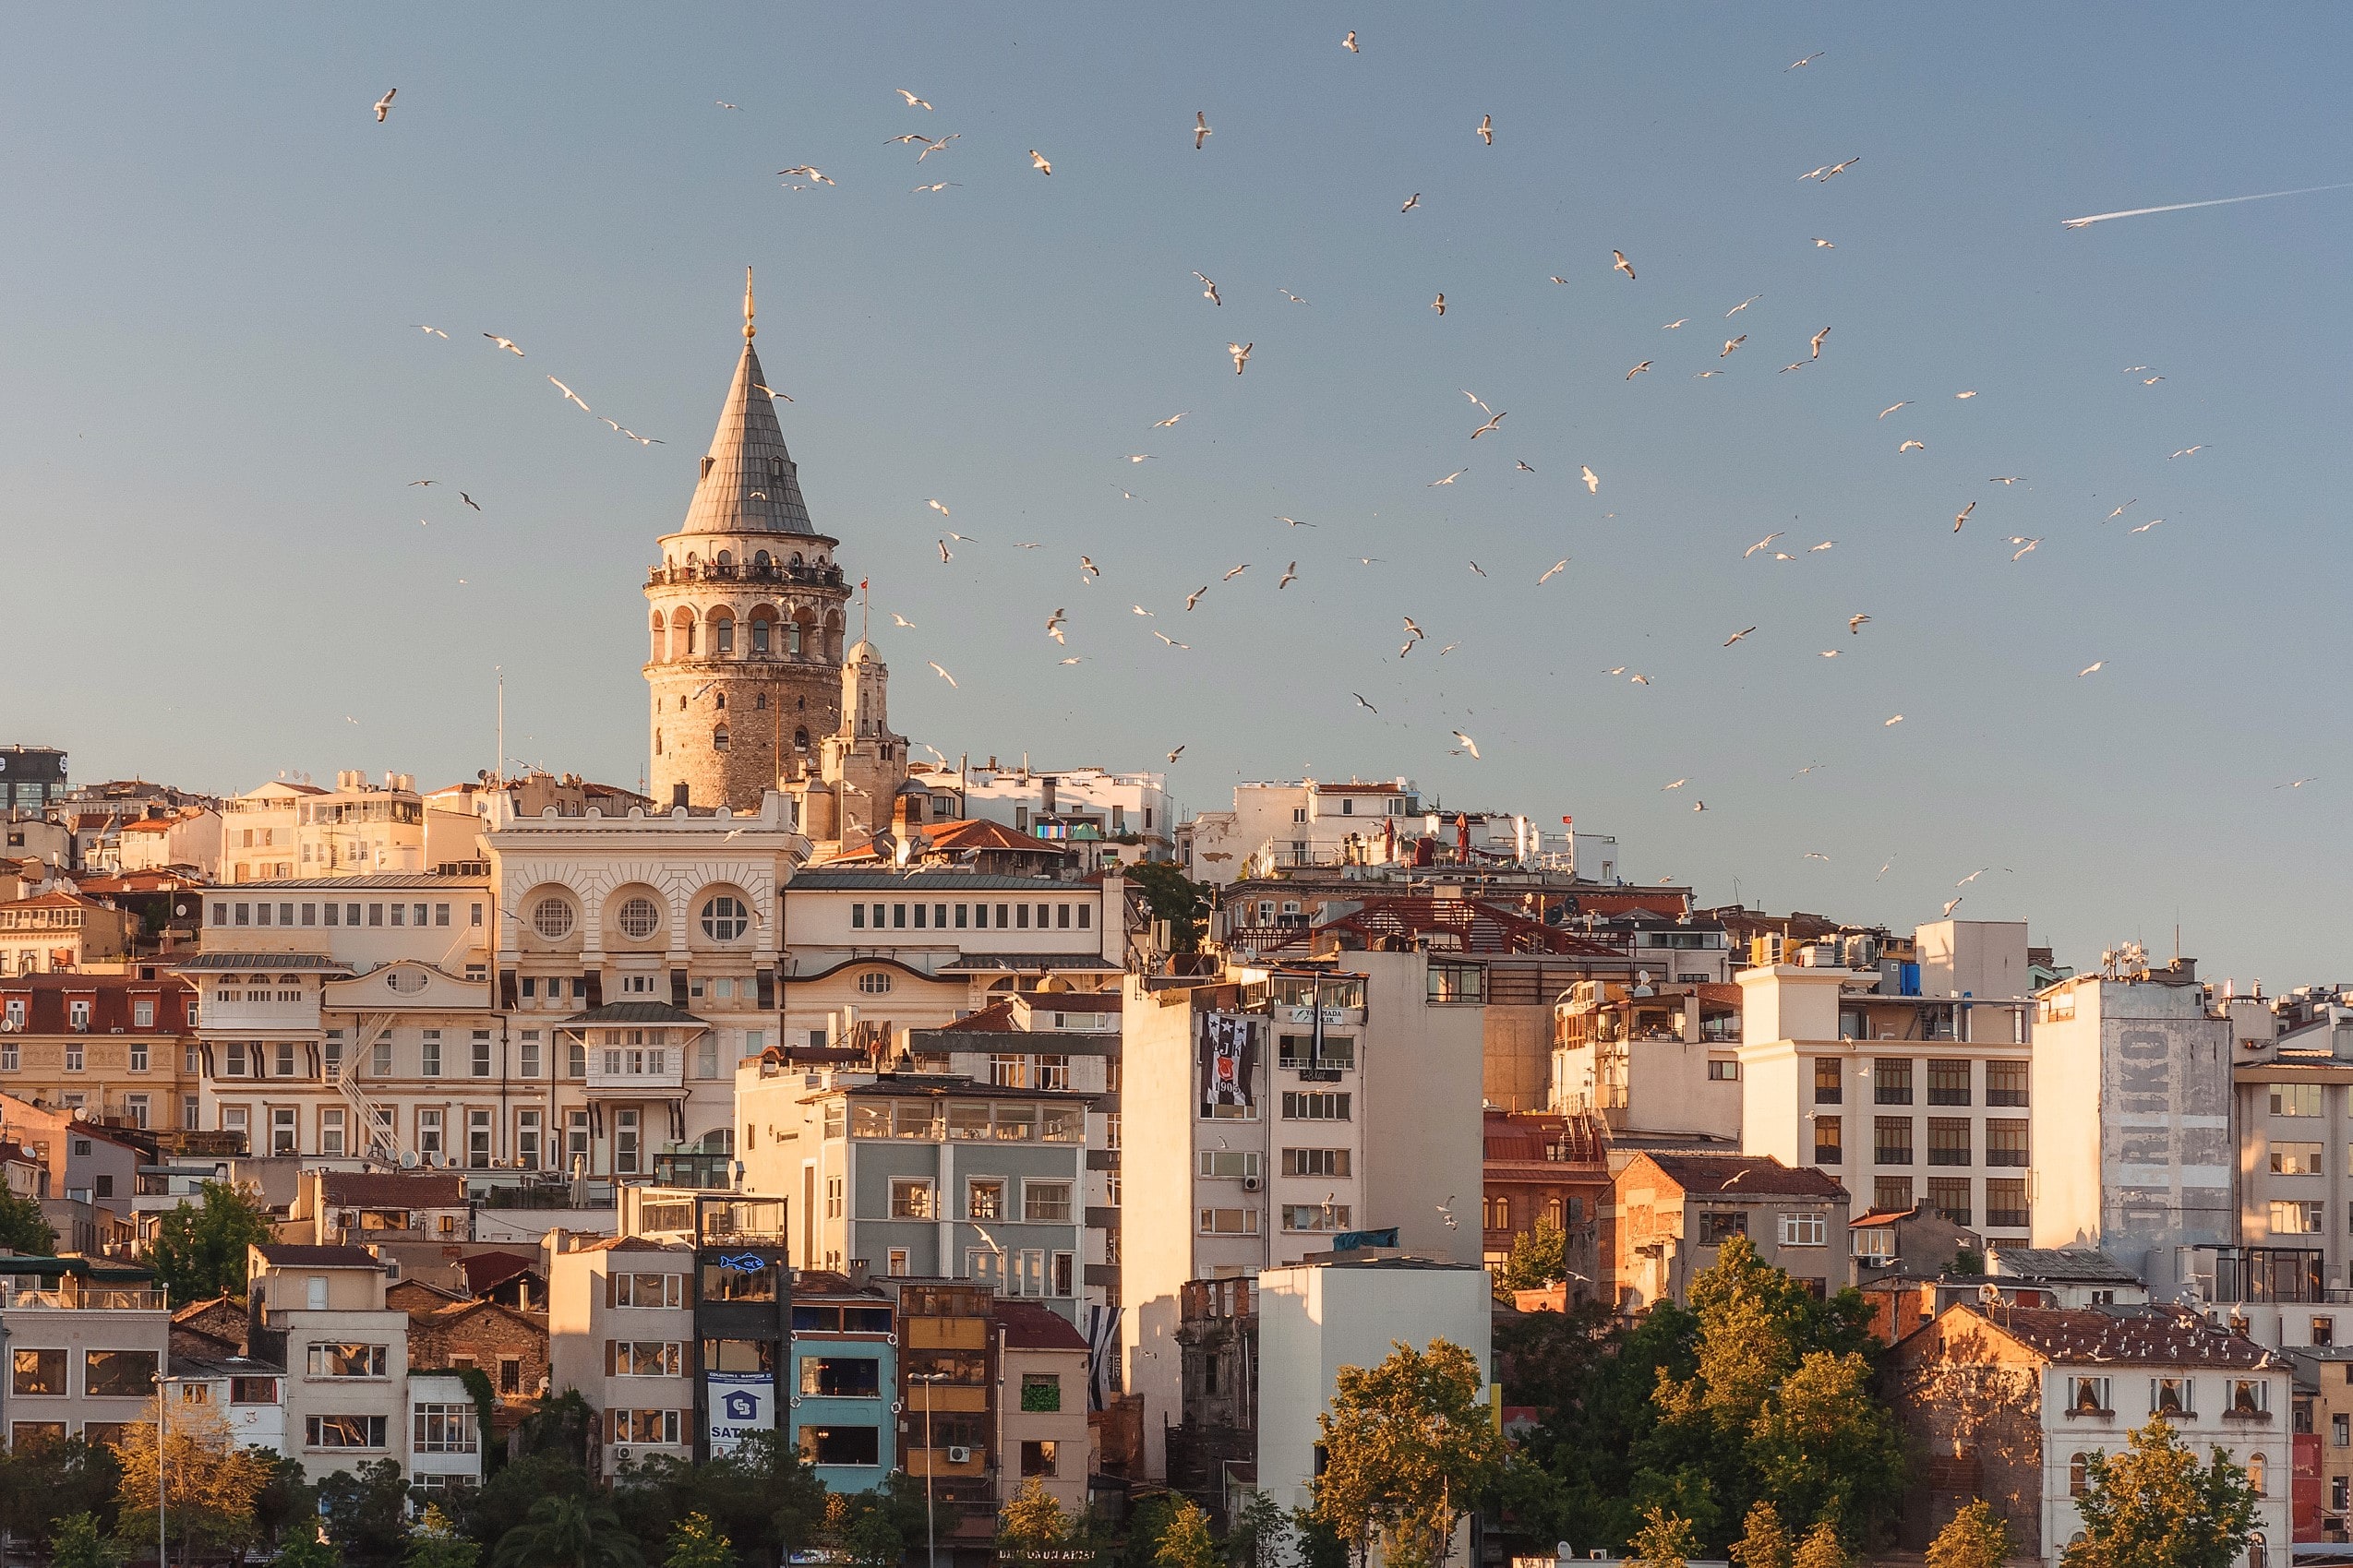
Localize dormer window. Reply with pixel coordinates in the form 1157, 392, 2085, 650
701, 456, 715, 480
769, 458, 786, 485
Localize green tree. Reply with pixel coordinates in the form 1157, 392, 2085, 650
146, 1179, 271, 1307
318, 1457, 415, 1568
999, 1475, 1073, 1556
1129, 862, 1207, 952
612, 1433, 822, 1561
839, 1510, 904, 1568
1153, 1498, 1219, 1568
453, 1452, 590, 1551
1729, 1502, 1795, 1568
1629, 1507, 1700, 1568
1925, 1501, 2011, 1568
493, 1494, 645, 1568
0, 1181, 57, 1254
48, 1513, 126, 1568
663, 1514, 733, 1568
282, 1526, 344, 1568
0, 1435, 121, 1548
1497, 1220, 1569, 1292
408, 1506, 482, 1568
2064, 1419, 2259, 1568
1314, 1338, 1507, 1568
1227, 1490, 1292, 1568
1791, 1523, 1847, 1568
1287, 1509, 1351, 1568
1747, 1351, 1905, 1541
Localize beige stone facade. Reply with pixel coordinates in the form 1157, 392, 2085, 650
647, 281, 850, 812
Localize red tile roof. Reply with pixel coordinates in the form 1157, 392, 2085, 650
1635, 1152, 1848, 1199
1943, 1303, 2282, 1369
932, 1001, 1019, 1034
996, 1299, 1088, 1351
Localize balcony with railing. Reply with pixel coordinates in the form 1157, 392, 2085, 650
584, 1040, 685, 1094
0, 1281, 167, 1310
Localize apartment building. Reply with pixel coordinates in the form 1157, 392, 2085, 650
1479, 1108, 1610, 1280
1891, 1303, 2291, 1565
908, 991, 1122, 1308
740, 1068, 1086, 1314
775, 867, 1125, 1055
1179, 778, 1423, 883
1552, 979, 1743, 1139
1120, 949, 1483, 1477
896, 1283, 1002, 1558
958, 761, 1179, 869
786, 1268, 897, 1491
2031, 955, 2232, 1294
245, 1243, 414, 1483
548, 1234, 698, 1478
0, 1255, 168, 1448
172, 1353, 288, 1454
0, 891, 137, 975
218, 772, 428, 884
1612, 1152, 1854, 1308
996, 1299, 1091, 1516
0, 969, 197, 1132
1738, 922, 2037, 1248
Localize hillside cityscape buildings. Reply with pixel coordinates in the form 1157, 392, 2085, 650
2, 301, 2331, 1566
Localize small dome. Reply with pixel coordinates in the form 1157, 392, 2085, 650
845, 639, 882, 664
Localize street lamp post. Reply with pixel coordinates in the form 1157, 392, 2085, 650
155, 1374, 187, 1568
910, 1371, 947, 1568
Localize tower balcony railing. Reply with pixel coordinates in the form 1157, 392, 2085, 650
648, 562, 845, 589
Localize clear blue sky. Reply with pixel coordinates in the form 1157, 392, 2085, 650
6, 5, 2347, 986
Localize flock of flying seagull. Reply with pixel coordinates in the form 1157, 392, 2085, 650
364, 30, 2328, 892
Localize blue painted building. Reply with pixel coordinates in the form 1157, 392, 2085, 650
786, 1268, 898, 1491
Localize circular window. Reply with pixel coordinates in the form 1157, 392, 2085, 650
531, 897, 576, 940
386, 969, 427, 996
617, 897, 662, 940
858, 971, 894, 995
701, 895, 749, 941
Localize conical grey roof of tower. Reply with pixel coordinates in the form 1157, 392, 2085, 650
679, 339, 816, 536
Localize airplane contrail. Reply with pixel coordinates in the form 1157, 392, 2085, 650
2062, 181, 2353, 229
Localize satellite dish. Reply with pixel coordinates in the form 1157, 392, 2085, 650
1979, 1282, 2001, 1306
400, 1150, 418, 1169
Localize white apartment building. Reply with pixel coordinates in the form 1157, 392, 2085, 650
1120, 949, 1483, 1477
957, 763, 1179, 869
1255, 1255, 1490, 1536
2030, 958, 2232, 1294
1738, 921, 2037, 1247
1180, 779, 1423, 883
547, 1234, 698, 1478
219, 773, 428, 884
246, 1243, 416, 1484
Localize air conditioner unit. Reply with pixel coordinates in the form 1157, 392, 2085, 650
1241, 1176, 1263, 1193
946, 1445, 972, 1465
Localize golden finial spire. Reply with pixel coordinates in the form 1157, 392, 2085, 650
743, 266, 756, 340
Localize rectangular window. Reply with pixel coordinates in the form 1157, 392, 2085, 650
468, 1109, 492, 1168
1986, 1059, 2029, 1107
890, 1179, 935, 1220
271, 1107, 297, 1155
11, 1348, 63, 1396
2273, 1142, 2324, 1176
1078, 904, 1091, 929
1979, 1119, 2030, 1168
893, 904, 906, 928
1281, 1091, 1351, 1120
2273, 1083, 2324, 1117
1986, 1178, 2029, 1229
611, 1273, 684, 1309
1813, 1115, 1843, 1166
321, 1108, 345, 1158
966, 1179, 1005, 1220
418, 1108, 443, 1159
1198, 1208, 1259, 1235
2068, 1375, 2112, 1415
1874, 1175, 1914, 1212
1927, 1059, 1971, 1106
604, 1341, 684, 1377
2150, 1377, 2193, 1417
1708, 1059, 1740, 1082
1814, 1058, 1843, 1105
799, 1357, 882, 1397
1778, 1213, 1827, 1247
1277, 1035, 1356, 1071
520, 1035, 541, 1078
515, 1110, 541, 1169
1020, 1372, 1062, 1413
1023, 1181, 1072, 1223
420, 1033, 441, 1077
2315, 1316, 2336, 1348
373, 1038, 392, 1075
472, 1035, 492, 1077
1927, 1177, 1972, 1227
413, 1404, 477, 1454
306, 1344, 389, 1378
1282, 1203, 1351, 1232
1281, 1147, 1351, 1178
1697, 1211, 1747, 1245
1874, 1059, 1913, 1105
2271, 1200, 2325, 1235
306, 1415, 389, 1450
1198, 1150, 1261, 1179
800, 1425, 880, 1466
1927, 1118, 1972, 1167
1874, 1116, 1914, 1166
133, 999, 155, 1029
275, 1040, 295, 1077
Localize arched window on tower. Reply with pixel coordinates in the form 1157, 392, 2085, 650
794, 728, 810, 757
650, 615, 665, 663
754, 693, 768, 711
713, 725, 730, 753
654, 730, 663, 755
753, 549, 772, 574
751, 619, 771, 656
714, 692, 726, 711
714, 618, 735, 655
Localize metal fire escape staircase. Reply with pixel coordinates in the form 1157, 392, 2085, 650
337, 1013, 401, 1162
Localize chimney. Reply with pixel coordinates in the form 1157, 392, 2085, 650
847, 1258, 870, 1287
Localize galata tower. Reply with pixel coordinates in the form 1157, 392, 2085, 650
645, 271, 852, 810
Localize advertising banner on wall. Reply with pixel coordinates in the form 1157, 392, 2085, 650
706, 1372, 774, 1454
1197, 1011, 1256, 1116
